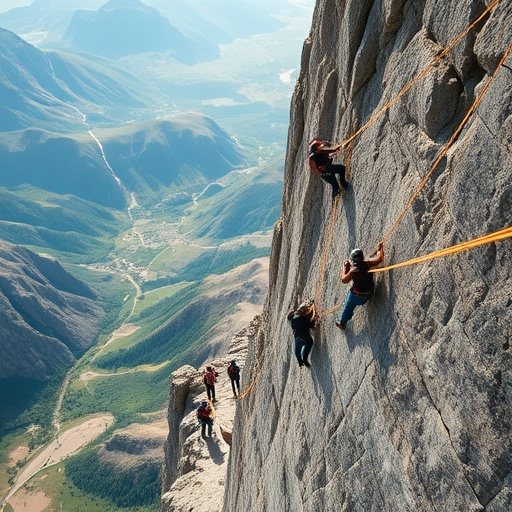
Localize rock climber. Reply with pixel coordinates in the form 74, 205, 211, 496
308, 139, 349, 202
336, 242, 384, 330
196, 401, 213, 438
227, 360, 241, 397
287, 300, 317, 368
203, 366, 218, 403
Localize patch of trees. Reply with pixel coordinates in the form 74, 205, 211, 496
65, 449, 160, 508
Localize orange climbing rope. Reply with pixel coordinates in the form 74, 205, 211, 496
311, 2, 502, 316
337, 0, 500, 151
381, 40, 512, 244
318, 40, 511, 315
318, 226, 512, 316
372, 226, 512, 273
314, 128, 355, 316
237, 3, 507, 397
314, 188, 341, 306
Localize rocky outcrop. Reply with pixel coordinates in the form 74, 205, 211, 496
0, 239, 104, 380
222, 1, 512, 511
161, 320, 256, 511
97, 418, 167, 476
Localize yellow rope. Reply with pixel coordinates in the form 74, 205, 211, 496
382, 39, 512, 244
314, 128, 355, 318
318, 39, 512, 314
338, 0, 500, 150
318, 226, 512, 315
372, 226, 512, 273
314, 3, 503, 317
308, 4, 500, 318
314, 193, 340, 309
321, 302, 343, 316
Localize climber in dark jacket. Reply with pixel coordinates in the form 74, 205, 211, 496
227, 360, 241, 397
336, 242, 384, 330
203, 366, 217, 403
308, 139, 348, 202
287, 301, 317, 367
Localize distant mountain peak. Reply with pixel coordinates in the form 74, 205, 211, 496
100, 0, 152, 12
64, 0, 197, 61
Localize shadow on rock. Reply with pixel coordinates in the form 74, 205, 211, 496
206, 436, 225, 465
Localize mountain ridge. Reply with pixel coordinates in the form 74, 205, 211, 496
0, 239, 104, 382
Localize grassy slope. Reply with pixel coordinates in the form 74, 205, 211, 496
0, 186, 131, 263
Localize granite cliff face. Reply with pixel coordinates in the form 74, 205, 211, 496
217, 1, 512, 511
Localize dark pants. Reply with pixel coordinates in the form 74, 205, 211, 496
230, 376, 240, 395
294, 336, 313, 366
200, 417, 213, 437
321, 164, 348, 200
205, 384, 216, 401
339, 289, 371, 324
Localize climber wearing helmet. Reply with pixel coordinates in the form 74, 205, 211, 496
336, 242, 384, 330
308, 139, 349, 203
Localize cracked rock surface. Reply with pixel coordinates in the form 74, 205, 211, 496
222, 1, 512, 511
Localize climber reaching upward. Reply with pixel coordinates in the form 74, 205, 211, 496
336, 242, 384, 330
308, 139, 349, 203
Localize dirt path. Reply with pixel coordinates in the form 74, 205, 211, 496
1, 414, 114, 510
51, 372, 70, 432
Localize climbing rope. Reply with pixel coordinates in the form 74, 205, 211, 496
382, 39, 512, 244
317, 226, 512, 316
238, 2, 507, 394
372, 226, 512, 273
311, 2, 502, 316
337, 0, 500, 151
314, 127, 355, 318
318, 42, 511, 316
314, 192, 341, 309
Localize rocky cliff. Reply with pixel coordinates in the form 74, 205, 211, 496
218, 1, 512, 511
161, 322, 253, 511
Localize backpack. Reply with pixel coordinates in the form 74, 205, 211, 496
228, 364, 239, 379
203, 371, 216, 386
196, 404, 210, 420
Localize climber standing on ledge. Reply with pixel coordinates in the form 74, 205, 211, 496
336, 242, 384, 330
287, 301, 317, 368
308, 139, 349, 203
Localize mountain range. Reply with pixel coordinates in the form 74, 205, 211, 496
63, 0, 204, 62
0, 239, 103, 383
0, 0, 285, 59
0, 113, 244, 210
0, 27, 147, 131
